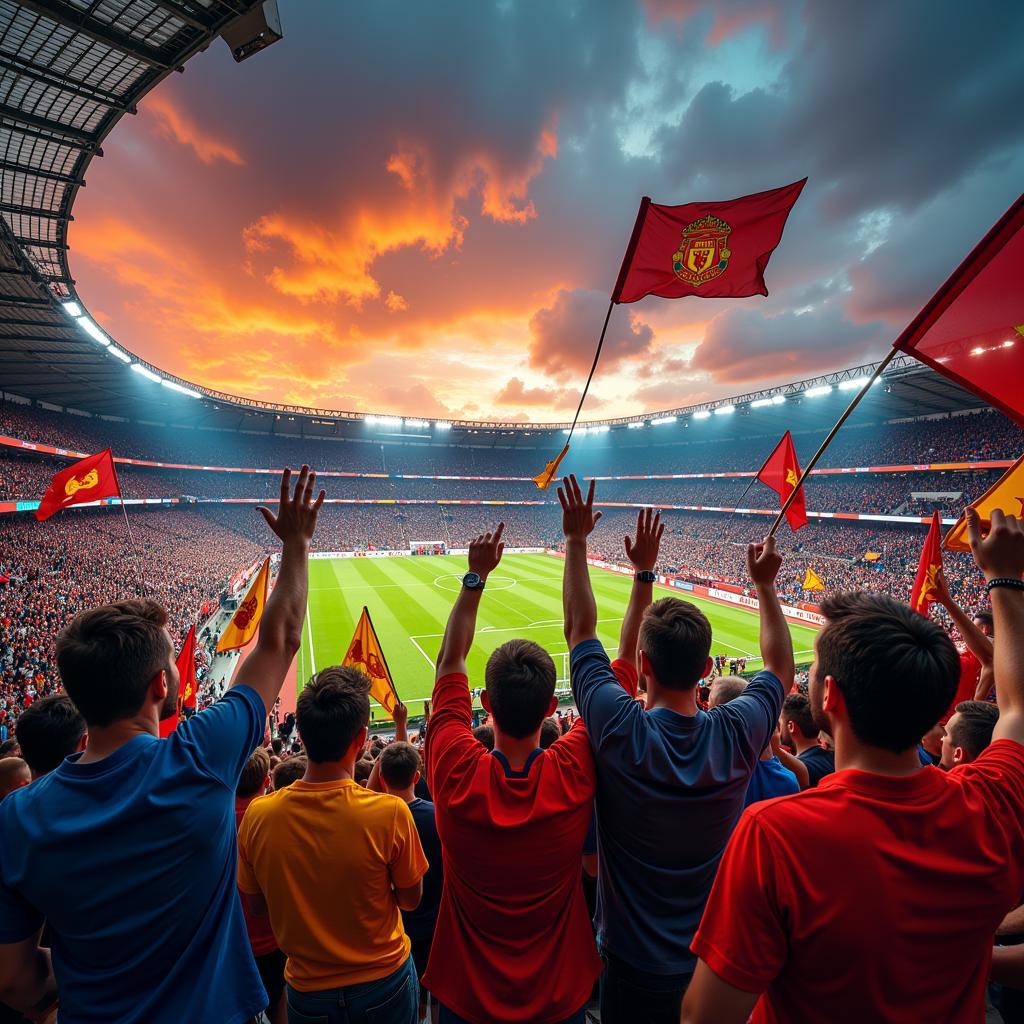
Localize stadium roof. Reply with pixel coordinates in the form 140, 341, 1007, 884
0, 0, 1003, 442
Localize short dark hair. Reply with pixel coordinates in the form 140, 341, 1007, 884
539, 717, 561, 749
296, 666, 371, 763
816, 592, 959, 754
272, 755, 306, 789
15, 695, 86, 776
782, 692, 817, 739
639, 598, 712, 689
473, 724, 495, 750
379, 741, 421, 789
0, 739, 18, 758
948, 700, 999, 761
271, 738, 283, 756
238, 746, 271, 797
354, 758, 374, 784
56, 600, 172, 727
484, 639, 556, 739
973, 610, 994, 634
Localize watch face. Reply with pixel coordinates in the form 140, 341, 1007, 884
463, 572, 482, 588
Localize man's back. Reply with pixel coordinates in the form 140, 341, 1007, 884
0, 687, 266, 1024
402, 797, 442, 944
692, 740, 1024, 1023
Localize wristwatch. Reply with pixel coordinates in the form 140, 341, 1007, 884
462, 572, 486, 590
635, 570, 657, 583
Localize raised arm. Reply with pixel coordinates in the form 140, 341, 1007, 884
968, 508, 1024, 744
435, 524, 505, 679
617, 508, 664, 669
561, 475, 603, 650
233, 466, 325, 714
748, 537, 794, 690
934, 568, 993, 667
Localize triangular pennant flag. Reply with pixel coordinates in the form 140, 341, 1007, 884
756, 431, 808, 532
533, 443, 570, 491
911, 512, 944, 615
217, 557, 270, 652
802, 567, 825, 591
343, 607, 400, 719
944, 452, 1024, 551
176, 623, 198, 710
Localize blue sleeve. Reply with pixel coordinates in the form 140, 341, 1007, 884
170, 685, 265, 789
0, 874, 42, 942
571, 638, 646, 751
710, 670, 785, 757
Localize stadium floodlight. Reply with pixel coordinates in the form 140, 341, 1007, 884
221, 0, 283, 62
650, 415, 677, 425
562, 428, 572, 434
692, 410, 711, 420
627, 421, 645, 429
79, 318, 110, 346
838, 376, 872, 391
750, 397, 774, 408
713, 404, 736, 416
772, 394, 786, 405
107, 346, 132, 363
131, 363, 162, 383
405, 419, 429, 429
61, 301, 82, 318
161, 379, 202, 399
434, 422, 452, 430
804, 385, 833, 398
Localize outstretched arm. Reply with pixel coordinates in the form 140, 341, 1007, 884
617, 508, 664, 669
934, 568, 993, 667
561, 476, 603, 650
436, 524, 505, 679
748, 537, 794, 690
233, 466, 324, 714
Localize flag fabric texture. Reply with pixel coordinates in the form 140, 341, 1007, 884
216, 557, 270, 652
34, 449, 120, 522
911, 512, 944, 616
802, 568, 825, 592
611, 179, 806, 304
533, 443, 570, 491
864, 551, 882, 562
894, 191, 1024, 426
176, 623, 198, 710
158, 713, 179, 738
756, 431, 808, 532
944, 452, 1024, 551
343, 607, 400, 719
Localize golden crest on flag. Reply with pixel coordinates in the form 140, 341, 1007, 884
64, 468, 99, 497
672, 215, 731, 286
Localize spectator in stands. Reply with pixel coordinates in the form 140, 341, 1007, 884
0, 758, 29, 799
271, 755, 306, 790
934, 569, 994, 711
941, 700, 999, 769
235, 746, 285, 1024
238, 666, 426, 1024
682, 507, 1024, 1023
13, 695, 85, 779
539, 717, 561, 749
425, 522, 601, 1024
781, 692, 835, 786
471, 723, 494, 750
561, 478, 794, 1024
379, 741, 443, 1018
0, 466, 323, 1023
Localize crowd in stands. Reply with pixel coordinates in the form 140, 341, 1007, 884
1, 467, 1023, 1024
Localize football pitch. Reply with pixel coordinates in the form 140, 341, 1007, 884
297, 553, 820, 720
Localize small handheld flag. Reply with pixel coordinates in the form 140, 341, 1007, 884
34, 449, 120, 521
533, 444, 569, 491
217, 557, 270, 652
756, 431, 808, 532
802, 568, 825, 592
343, 607, 401, 718
177, 623, 198, 710
944, 452, 1024, 551
864, 551, 882, 562
911, 512, 944, 616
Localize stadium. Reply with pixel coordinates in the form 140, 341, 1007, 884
0, 4, 1023, 1024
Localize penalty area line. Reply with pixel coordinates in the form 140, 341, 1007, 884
304, 601, 317, 677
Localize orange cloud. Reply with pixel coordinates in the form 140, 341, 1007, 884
143, 93, 245, 166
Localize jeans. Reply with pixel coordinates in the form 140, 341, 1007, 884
286, 958, 419, 1024
438, 1004, 587, 1024
599, 950, 691, 1024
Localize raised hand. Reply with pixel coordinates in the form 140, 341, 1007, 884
625, 507, 664, 571
257, 466, 325, 547
393, 702, 409, 729
968, 507, 1024, 582
747, 536, 783, 590
559, 475, 602, 541
468, 522, 505, 578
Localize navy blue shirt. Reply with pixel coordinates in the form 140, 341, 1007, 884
744, 755, 800, 807
571, 639, 783, 975
402, 798, 443, 942
0, 686, 267, 1024
799, 744, 836, 786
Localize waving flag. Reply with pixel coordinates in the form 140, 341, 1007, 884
343, 607, 400, 719
176, 623, 198, 710
911, 513, 944, 616
864, 551, 882, 562
756, 431, 808, 532
533, 444, 569, 491
944, 452, 1024, 551
217, 557, 269, 652
34, 449, 120, 521
802, 568, 825, 592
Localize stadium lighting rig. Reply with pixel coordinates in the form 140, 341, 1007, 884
434, 422, 452, 431
691, 410, 711, 420
130, 364, 162, 383
713, 404, 736, 416
804, 385, 833, 398
650, 415, 678, 425
838, 376, 873, 391
627, 421, 646, 429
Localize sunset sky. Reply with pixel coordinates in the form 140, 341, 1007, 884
70, 0, 1024, 422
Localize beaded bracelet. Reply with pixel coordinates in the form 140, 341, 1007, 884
985, 577, 1024, 595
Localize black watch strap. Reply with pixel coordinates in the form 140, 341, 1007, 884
635, 570, 657, 583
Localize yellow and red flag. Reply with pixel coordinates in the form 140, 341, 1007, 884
34, 449, 120, 521
176, 623, 198, 710
756, 431, 808, 532
911, 512, 944, 616
216, 557, 269, 652
944, 452, 1024, 551
864, 551, 882, 562
343, 606, 400, 718
533, 443, 570, 491
801, 567, 825, 592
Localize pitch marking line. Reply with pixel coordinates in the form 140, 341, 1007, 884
304, 600, 317, 676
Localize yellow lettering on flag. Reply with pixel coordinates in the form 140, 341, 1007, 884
802, 567, 825, 591
864, 551, 882, 562
944, 452, 1024, 551
343, 607, 400, 719
533, 443, 570, 491
216, 557, 270, 652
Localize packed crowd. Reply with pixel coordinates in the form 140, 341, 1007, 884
0, 467, 1022, 1024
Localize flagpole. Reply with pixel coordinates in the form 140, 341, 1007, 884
565, 299, 615, 444
110, 461, 147, 595
767, 349, 899, 538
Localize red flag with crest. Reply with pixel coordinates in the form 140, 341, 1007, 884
910, 512, 944, 616
755, 431, 808, 532
35, 449, 121, 521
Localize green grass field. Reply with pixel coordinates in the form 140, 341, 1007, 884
297, 552, 819, 720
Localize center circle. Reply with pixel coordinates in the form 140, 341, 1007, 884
433, 574, 517, 593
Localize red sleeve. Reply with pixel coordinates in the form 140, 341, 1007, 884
546, 719, 597, 798
950, 739, 1024, 853
690, 808, 790, 993
424, 673, 484, 805
611, 658, 639, 699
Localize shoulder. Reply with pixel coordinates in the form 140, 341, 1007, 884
745, 670, 784, 696
952, 739, 1024, 797
570, 639, 615, 680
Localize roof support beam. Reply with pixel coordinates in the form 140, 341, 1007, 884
0, 160, 82, 186
0, 102, 95, 145
0, 201, 72, 220
0, 53, 131, 110
13, 236, 69, 251
0, 293, 53, 306
147, 0, 212, 32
